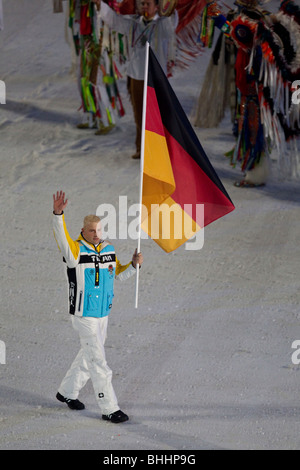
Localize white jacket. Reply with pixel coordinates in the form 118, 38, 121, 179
53, 214, 136, 317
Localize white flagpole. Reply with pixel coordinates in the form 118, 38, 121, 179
135, 41, 150, 309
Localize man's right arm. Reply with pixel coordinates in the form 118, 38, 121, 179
53, 214, 80, 267
52, 191, 80, 269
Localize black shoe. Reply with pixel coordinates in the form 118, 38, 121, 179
102, 410, 129, 423
56, 392, 85, 410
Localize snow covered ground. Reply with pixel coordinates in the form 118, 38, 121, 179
0, 0, 299, 451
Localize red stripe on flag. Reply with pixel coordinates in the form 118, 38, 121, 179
164, 127, 235, 227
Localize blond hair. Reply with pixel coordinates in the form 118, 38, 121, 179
83, 215, 101, 227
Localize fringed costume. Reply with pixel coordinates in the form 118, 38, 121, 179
68, 0, 125, 134
193, 8, 237, 130
195, 0, 300, 186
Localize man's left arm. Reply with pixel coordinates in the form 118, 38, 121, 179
115, 250, 143, 281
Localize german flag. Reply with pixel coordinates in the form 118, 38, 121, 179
141, 46, 235, 253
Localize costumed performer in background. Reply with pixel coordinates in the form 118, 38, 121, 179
198, 0, 273, 187
196, 0, 300, 187
67, 0, 125, 134
92, 0, 178, 159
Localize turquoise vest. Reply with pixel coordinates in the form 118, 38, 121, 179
66, 242, 116, 318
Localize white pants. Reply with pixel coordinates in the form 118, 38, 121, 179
58, 316, 119, 415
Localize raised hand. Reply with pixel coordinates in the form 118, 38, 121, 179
53, 190, 68, 215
